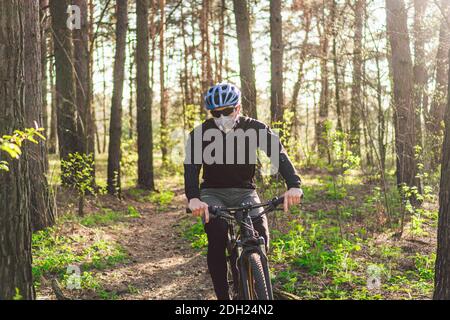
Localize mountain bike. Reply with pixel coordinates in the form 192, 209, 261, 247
188, 196, 285, 300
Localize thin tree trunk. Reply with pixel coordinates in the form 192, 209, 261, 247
332, 0, 342, 133
73, 0, 89, 154
291, 9, 312, 139
218, 0, 225, 82
199, 0, 213, 115
270, 0, 284, 123
160, 0, 169, 165
128, 38, 135, 140
107, 0, 128, 195
50, 0, 81, 163
24, 0, 55, 232
233, 0, 257, 119
0, 0, 35, 300
48, 43, 57, 154
413, 0, 427, 153
427, 0, 450, 169
316, 8, 330, 160
40, 0, 50, 153
433, 48, 450, 300
350, 0, 365, 156
385, 0, 418, 191
136, 0, 155, 190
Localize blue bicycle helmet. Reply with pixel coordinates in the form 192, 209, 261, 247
204, 83, 241, 110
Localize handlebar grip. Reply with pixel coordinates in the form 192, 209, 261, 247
272, 196, 285, 207
186, 206, 218, 217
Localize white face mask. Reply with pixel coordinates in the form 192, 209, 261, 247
214, 114, 237, 133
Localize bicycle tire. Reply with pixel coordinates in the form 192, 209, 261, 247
248, 252, 270, 300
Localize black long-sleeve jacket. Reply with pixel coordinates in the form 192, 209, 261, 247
184, 116, 302, 201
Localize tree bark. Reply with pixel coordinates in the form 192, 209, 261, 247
24, 0, 55, 232
316, 7, 330, 159
48, 41, 58, 154
270, 0, 284, 123
200, 0, 213, 97
350, 0, 365, 156
427, 0, 450, 169
412, 0, 427, 153
160, 0, 169, 165
291, 8, 312, 140
385, 0, 418, 190
0, 0, 35, 300
107, 0, 128, 195
40, 0, 49, 151
136, 0, 155, 190
433, 48, 450, 300
50, 0, 80, 161
233, 0, 257, 119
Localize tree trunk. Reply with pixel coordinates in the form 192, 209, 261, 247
50, 0, 80, 161
331, 0, 342, 133
73, 0, 96, 185
136, 0, 155, 190
107, 0, 128, 195
385, 0, 417, 190
48, 43, 58, 154
433, 48, 450, 300
200, 0, 213, 97
128, 38, 135, 139
270, 0, 284, 123
218, 0, 225, 82
291, 8, 312, 140
350, 0, 365, 156
0, 0, 35, 300
160, 0, 169, 165
24, 0, 55, 232
233, 0, 257, 119
316, 8, 330, 159
427, 0, 450, 169
40, 0, 49, 151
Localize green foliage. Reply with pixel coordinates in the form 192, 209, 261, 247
61, 152, 95, 194
13, 288, 23, 300
0, 128, 45, 171
32, 226, 128, 283
80, 208, 123, 227
79, 207, 141, 227
127, 206, 141, 218
414, 253, 435, 281
120, 138, 138, 186
183, 218, 208, 252
271, 220, 361, 277
146, 190, 175, 210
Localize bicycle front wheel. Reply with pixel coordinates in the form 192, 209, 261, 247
248, 252, 270, 300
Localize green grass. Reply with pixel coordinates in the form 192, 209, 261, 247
182, 218, 208, 253
79, 207, 141, 227
32, 223, 128, 297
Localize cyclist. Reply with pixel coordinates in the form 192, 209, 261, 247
184, 83, 303, 300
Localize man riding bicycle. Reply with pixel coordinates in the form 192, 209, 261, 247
184, 83, 303, 300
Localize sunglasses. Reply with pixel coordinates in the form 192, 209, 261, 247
210, 107, 236, 118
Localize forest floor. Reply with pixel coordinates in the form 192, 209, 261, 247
35, 174, 215, 300
34, 157, 439, 300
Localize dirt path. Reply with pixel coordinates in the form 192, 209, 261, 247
98, 188, 216, 300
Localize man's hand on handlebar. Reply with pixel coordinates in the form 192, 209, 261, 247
188, 198, 210, 223
284, 188, 303, 213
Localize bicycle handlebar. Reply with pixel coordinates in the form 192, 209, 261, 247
186, 195, 285, 219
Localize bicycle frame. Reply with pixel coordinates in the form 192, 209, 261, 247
187, 196, 284, 300
223, 205, 274, 300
